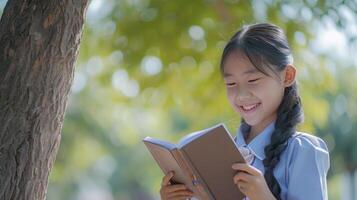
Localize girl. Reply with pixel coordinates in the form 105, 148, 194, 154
159, 22, 330, 200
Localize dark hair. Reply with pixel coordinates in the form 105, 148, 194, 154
220, 23, 304, 199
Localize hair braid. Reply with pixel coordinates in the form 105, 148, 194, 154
263, 83, 303, 199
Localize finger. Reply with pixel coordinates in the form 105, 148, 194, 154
167, 190, 194, 198
236, 180, 248, 192
233, 172, 251, 184
232, 163, 261, 176
167, 189, 193, 197
166, 184, 189, 193
162, 171, 175, 186
168, 194, 194, 200
170, 195, 193, 200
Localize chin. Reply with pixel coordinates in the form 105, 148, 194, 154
241, 117, 260, 127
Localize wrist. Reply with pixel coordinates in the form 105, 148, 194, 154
263, 190, 276, 200
268, 193, 277, 200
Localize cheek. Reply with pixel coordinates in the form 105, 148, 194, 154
226, 89, 240, 111
259, 85, 285, 107
226, 89, 235, 104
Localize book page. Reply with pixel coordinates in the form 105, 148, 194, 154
177, 130, 205, 148
143, 136, 176, 150
143, 139, 189, 185
178, 124, 223, 148
143, 137, 215, 199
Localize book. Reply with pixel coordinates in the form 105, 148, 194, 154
142, 123, 246, 200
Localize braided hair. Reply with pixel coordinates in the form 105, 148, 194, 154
220, 23, 304, 199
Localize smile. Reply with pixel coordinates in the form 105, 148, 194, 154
239, 103, 261, 113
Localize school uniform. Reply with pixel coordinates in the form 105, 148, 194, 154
234, 121, 330, 200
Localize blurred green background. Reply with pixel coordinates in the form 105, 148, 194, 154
1, 0, 357, 199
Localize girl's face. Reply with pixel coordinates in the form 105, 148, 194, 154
223, 51, 288, 130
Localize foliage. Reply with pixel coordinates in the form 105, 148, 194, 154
1, 0, 355, 199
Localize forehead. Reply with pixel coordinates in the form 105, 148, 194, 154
222, 51, 260, 78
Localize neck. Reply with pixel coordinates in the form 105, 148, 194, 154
245, 115, 277, 144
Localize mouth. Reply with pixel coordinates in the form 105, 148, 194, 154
238, 103, 261, 114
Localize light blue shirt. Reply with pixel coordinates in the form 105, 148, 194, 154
234, 121, 330, 200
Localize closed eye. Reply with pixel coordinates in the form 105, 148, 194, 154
226, 82, 236, 87
248, 78, 260, 83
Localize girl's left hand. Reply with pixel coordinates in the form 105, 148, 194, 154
232, 163, 276, 200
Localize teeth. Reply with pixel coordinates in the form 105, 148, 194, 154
243, 105, 256, 110
242, 103, 259, 111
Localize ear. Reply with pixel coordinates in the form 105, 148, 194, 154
283, 64, 296, 87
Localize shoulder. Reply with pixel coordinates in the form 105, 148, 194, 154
284, 132, 330, 199
288, 132, 329, 151
286, 132, 330, 167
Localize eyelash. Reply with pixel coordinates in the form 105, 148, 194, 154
226, 78, 261, 86
248, 78, 260, 83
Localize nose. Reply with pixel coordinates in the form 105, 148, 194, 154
235, 87, 252, 102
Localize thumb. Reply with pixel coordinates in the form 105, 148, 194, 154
162, 171, 175, 186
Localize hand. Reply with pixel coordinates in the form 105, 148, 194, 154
232, 163, 276, 200
160, 171, 194, 200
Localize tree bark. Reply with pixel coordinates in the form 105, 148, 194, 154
0, 0, 88, 199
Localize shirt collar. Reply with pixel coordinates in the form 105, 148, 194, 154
235, 121, 275, 160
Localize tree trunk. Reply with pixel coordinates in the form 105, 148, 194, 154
0, 0, 88, 199
348, 170, 356, 200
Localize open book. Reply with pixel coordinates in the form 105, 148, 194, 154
142, 123, 246, 200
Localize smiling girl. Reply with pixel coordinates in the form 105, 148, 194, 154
159, 23, 330, 200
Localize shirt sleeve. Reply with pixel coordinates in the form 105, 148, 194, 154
286, 134, 330, 200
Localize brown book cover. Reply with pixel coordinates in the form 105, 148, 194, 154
142, 123, 246, 200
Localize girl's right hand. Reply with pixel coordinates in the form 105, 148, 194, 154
160, 171, 194, 200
